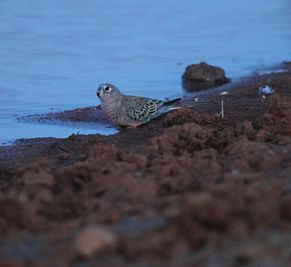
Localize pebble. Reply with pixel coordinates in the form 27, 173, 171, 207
75, 225, 117, 257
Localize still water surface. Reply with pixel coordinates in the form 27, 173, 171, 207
0, 0, 290, 144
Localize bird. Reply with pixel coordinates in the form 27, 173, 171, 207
96, 83, 210, 128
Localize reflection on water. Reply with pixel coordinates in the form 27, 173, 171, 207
0, 0, 290, 143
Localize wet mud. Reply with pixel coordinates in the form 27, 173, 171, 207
0, 62, 291, 266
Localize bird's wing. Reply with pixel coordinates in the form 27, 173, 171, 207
122, 96, 164, 122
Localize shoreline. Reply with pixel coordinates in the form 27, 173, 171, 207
1, 62, 290, 175
0, 61, 291, 266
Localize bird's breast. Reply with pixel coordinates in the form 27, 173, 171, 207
101, 102, 120, 123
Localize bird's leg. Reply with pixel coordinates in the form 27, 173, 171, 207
126, 122, 143, 128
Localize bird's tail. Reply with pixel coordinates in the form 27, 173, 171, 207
165, 97, 214, 110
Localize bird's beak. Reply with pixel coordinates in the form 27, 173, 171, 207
97, 89, 102, 98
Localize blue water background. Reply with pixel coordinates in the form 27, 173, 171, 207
0, 0, 290, 144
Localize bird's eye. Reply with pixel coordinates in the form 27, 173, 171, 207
104, 86, 111, 92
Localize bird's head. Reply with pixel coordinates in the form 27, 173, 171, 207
97, 83, 121, 102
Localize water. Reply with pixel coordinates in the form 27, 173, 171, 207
0, 0, 290, 144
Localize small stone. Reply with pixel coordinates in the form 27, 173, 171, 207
220, 91, 228, 95
182, 62, 231, 91
75, 225, 117, 257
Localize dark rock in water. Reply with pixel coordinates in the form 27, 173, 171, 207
182, 62, 231, 91
282, 61, 291, 71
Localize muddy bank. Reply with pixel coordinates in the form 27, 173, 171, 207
0, 62, 291, 266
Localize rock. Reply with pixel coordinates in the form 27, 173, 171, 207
74, 225, 117, 257
182, 62, 231, 91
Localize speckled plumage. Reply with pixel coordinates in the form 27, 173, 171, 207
121, 96, 164, 122
96, 83, 192, 128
